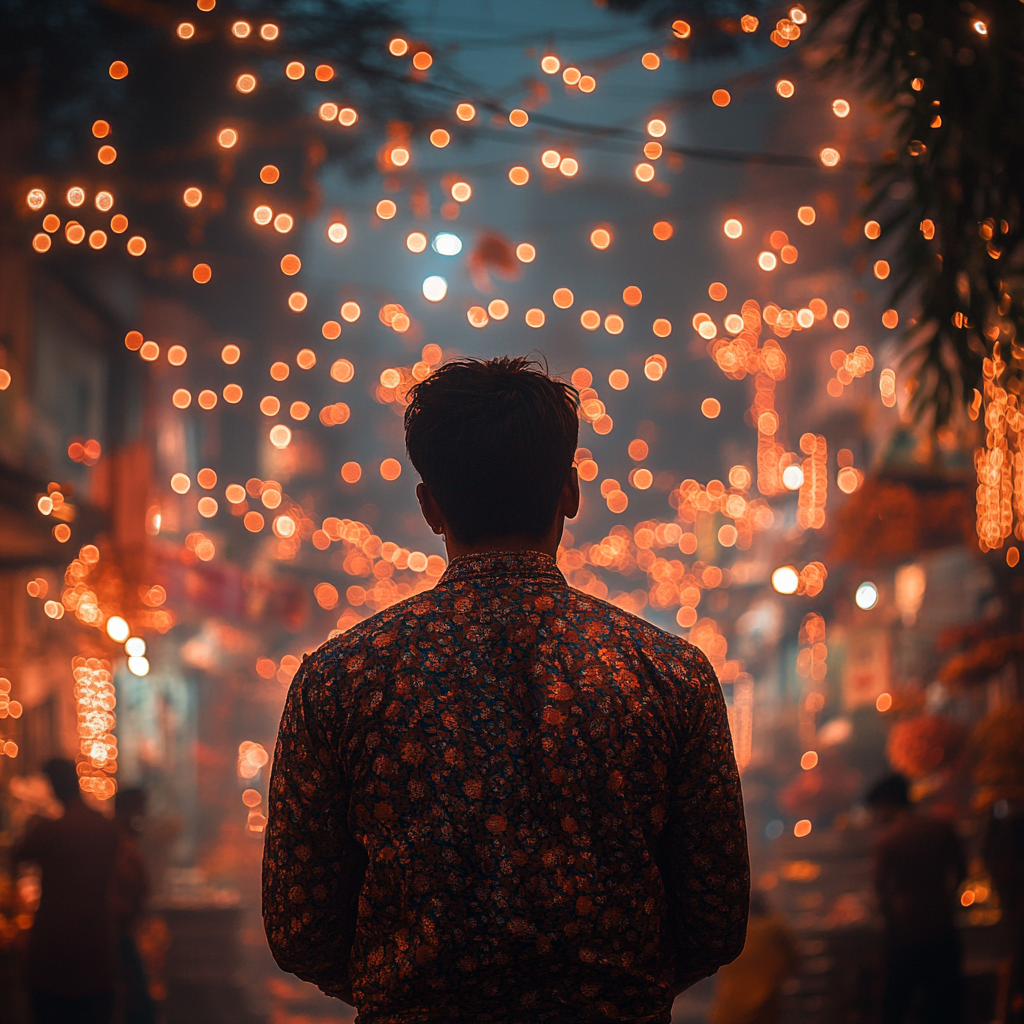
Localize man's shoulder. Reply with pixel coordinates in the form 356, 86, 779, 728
562, 587, 713, 676
302, 591, 441, 677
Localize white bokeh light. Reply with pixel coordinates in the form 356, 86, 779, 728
855, 581, 879, 610
105, 616, 130, 643
125, 636, 147, 657
771, 566, 800, 594
422, 275, 448, 302
782, 465, 804, 490
432, 232, 462, 256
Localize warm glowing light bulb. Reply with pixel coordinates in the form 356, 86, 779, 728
782, 465, 804, 490
855, 581, 879, 610
106, 616, 130, 643
771, 566, 800, 594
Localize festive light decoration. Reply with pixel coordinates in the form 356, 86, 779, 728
15, 1, 1023, 845
73, 657, 117, 800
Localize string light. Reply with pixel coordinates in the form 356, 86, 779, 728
25, 9, 1006, 844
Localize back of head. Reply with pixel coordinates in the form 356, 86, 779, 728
115, 787, 147, 824
404, 356, 579, 544
866, 773, 910, 811
42, 757, 81, 805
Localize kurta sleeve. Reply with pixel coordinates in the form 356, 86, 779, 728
657, 649, 750, 993
262, 653, 368, 1003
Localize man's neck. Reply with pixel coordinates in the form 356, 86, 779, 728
444, 531, 560, 561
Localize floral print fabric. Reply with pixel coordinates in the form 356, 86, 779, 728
263, 550, 748, 1023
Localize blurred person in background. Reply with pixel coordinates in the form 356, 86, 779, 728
113, 788, 155, 1024
12, 757, 118, 1024
710, 891, 799, 1024
263, 357, 750, 1022
867, 773, 966, 1024
983, 800, 1024, 1024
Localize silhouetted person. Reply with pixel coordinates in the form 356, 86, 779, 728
983, 802, 1024, 1024
113, 788, 155, 1024
711, 892, 799, 1024
867, 774, 966, 1024
263, 357, 750, 1020
13, 758, 118, 1024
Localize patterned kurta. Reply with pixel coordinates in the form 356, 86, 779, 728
263, 551, 748, 1022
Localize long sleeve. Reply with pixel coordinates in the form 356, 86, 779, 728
656, 652, 750, 992
262, 654, 368, 1003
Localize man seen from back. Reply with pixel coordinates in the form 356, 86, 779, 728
263, 356, 750, 1022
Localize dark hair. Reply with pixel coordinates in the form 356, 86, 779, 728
404, 356, 579, 544
42, 757, 81, 804
116, 787, 147, 822
866, 773, 911, 809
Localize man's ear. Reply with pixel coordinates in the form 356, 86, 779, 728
416, 482, 446, 535
562, 467, 580, 521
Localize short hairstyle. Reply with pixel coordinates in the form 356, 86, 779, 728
866, 773, 910, 809
116, 787, 147, 822
404, 356, 579, 544
42, 757, 80, 804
